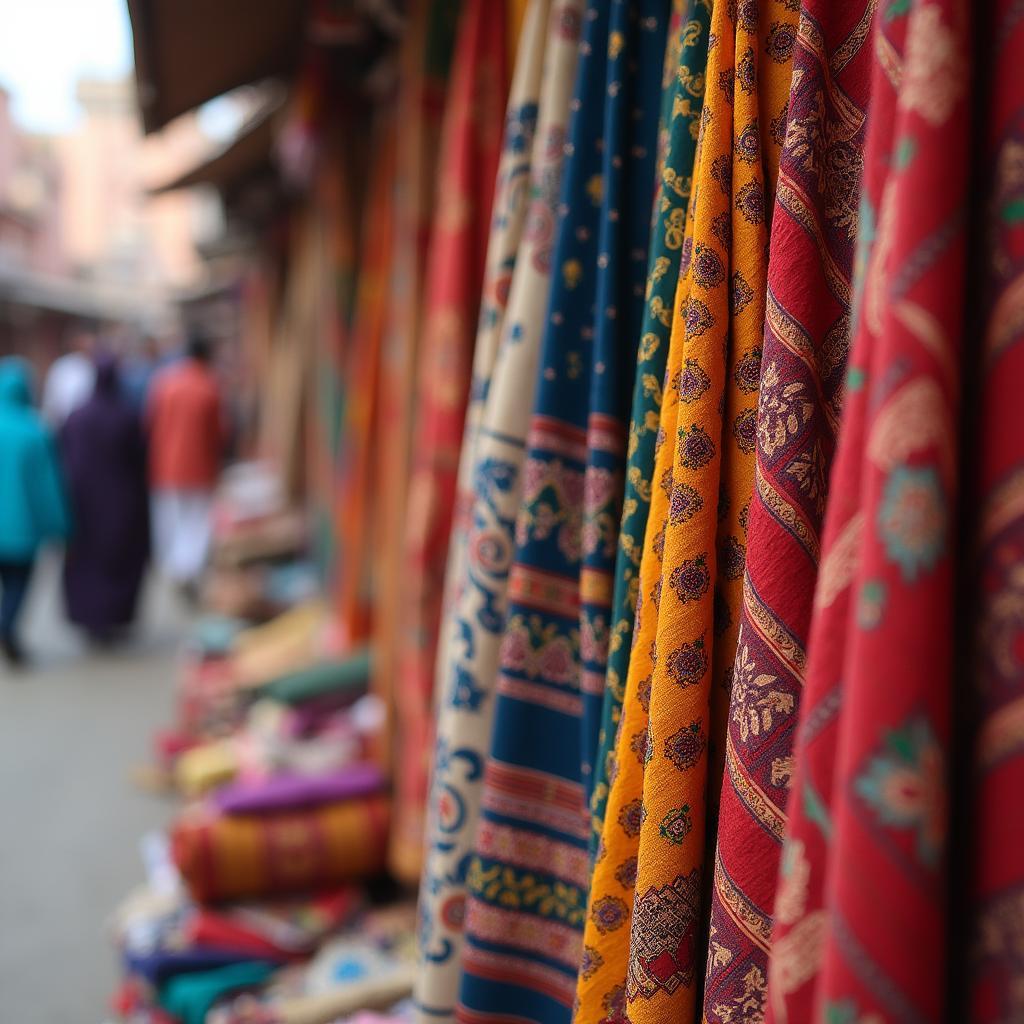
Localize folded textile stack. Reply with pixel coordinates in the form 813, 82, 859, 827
110, 870, 412, 1024
203, 463, 318, 621
111, 484, 408, 1024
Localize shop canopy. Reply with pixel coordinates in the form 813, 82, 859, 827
149, 99, 281, 195
127, 0, 307, 134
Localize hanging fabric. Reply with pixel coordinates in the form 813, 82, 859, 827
390, 0, 512, 883
764, 1, 968, 1019
414, 1, 560, 1019
335, 110, 396, 648
578, 0, 679, 808
373, 0, 463, 849
457, 2, 669, 1020
701, 1, 873, 1019
574, 2, 711, 1017
587, 0, 711, 860
580, 1, 796, 1021
968, 5, 1024, 1019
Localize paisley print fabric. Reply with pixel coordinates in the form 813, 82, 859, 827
967, 4, 1024, 1020
588, 0, 712, 859
457, 4, 668, 1021
701, 4, 873, 1020
624, 2, 796, 1022
763, 1, 968, 1019
415, 3, 568, 1020
577, 3, 796, 1023
391, 0, 511, 884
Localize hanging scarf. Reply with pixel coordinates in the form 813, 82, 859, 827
701, 2, 873, 1020
588, 2, 795, 1022
579, 0, 677, 815
335, 111, 396, 647
764, 1, 968, 1019
414, 2, 560, 1019
588, 0, 711, 861
966, 4, 1024, 1019
457, 3, 668, 1021
373, 0, 462, 850
391, 0, 511, 883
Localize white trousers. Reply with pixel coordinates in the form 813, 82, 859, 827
152, 489, 214, 584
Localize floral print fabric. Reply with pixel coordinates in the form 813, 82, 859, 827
588, 0, 711, 858
576, 3, 796, 1023
701, 2, 873, 1019
415, 3, 567, 1020
763, 1, 968, 1019
391, 0, 511, 883
457, 3, 668, 1022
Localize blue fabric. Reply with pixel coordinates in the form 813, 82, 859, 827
0, 359, 70, 561
579, 0, 670, 807
458, 4, 668, 1022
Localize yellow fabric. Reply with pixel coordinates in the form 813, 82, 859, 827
174, 740, 238, 798
575, 2, 796, 1023
575, 4, 703, 1017
232, 601, 328, 688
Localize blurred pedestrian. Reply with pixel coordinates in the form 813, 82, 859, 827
146, 330, 226, 596
60, 354, 149, 642
0, 358, 70, 665
121, 334, 168, 414
41, 328, 96, 428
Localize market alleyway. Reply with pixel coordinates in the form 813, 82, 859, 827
0, 554, 185, 1023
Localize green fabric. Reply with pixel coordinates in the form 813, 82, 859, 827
159, 961, 277, 1024
587, 0, 712, 857
0, 358, 70, 561
261, 647, 373, 705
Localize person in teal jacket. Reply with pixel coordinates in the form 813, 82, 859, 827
0, 358, 70, 664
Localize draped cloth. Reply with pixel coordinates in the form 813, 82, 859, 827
576, 3, 796, 1023
374, 0, 461, 855
701, 3, 872, 1019
578, 0, 675, 810
335, 112, 395, 648
414, 2, 558, 1019
588, 0, 711, 860
391, 0, 511, 883
457, 3, 667, 1021
631, 0, 794, 1018
967, 5, 1024, 1019
764, 2, 968, 1020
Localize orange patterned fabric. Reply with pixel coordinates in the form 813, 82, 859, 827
577, 2, 796, 1022
171, 796, 390, 905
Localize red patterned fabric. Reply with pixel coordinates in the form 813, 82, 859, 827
701, 4, 873, 1020
968, 4, 1024, 1019
391, 0, 510, 883
764, 1, 969, 1020
171, 796, 389, 904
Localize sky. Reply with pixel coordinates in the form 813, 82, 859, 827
0, 0, 133, 134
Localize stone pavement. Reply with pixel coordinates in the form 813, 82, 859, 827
0, 552, 185, 1023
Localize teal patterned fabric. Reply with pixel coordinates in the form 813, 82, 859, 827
587, 0, 711, 857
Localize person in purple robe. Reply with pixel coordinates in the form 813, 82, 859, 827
60, 354, 150, 641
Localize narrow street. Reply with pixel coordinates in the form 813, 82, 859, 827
0, 555, 183, 1023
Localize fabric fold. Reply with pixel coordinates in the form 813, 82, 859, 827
764, 1, 969, 1019
701, 3, 873, 1019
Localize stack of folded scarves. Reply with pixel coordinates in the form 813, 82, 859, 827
113, 602, 399, 1024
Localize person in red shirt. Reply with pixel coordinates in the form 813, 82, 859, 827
146, 332, 227, 592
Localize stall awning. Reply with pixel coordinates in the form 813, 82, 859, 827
149, 100, 281, 195
127, 0, 307, 134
